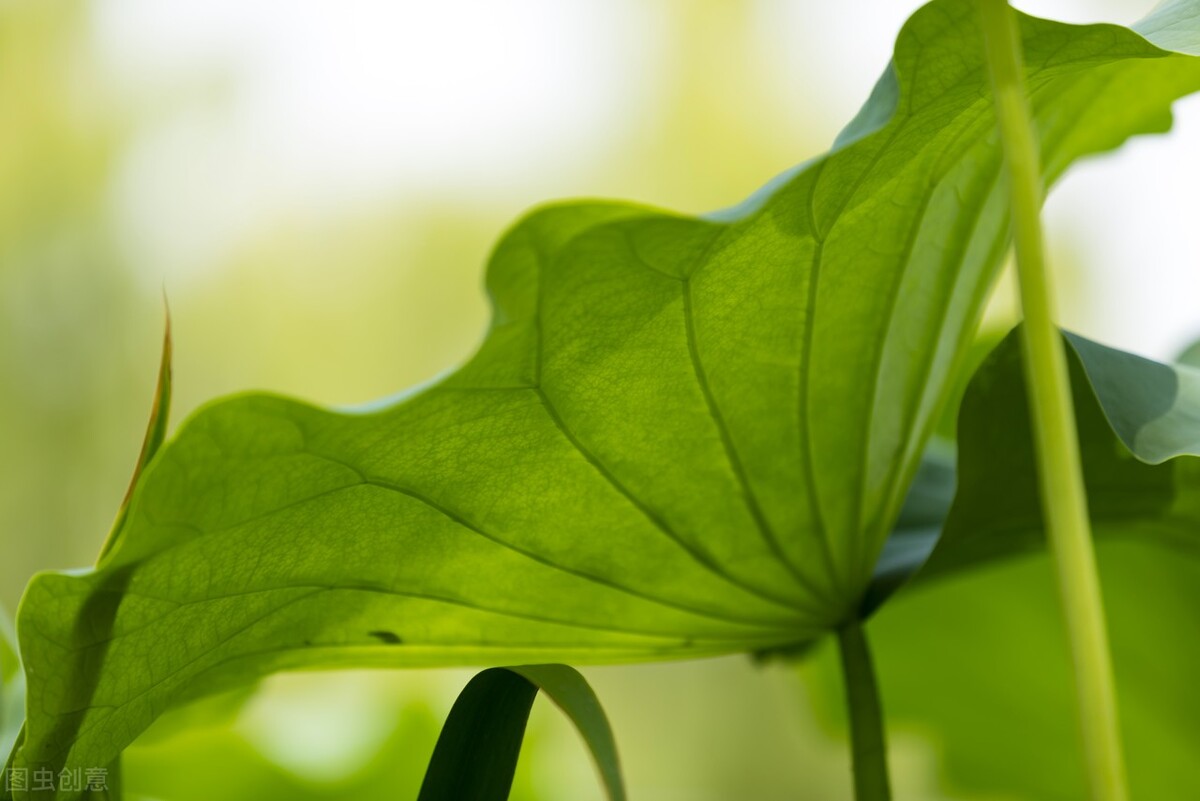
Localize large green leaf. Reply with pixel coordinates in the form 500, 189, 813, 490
861, 443, 954, 617
812, 332, 1200, 798
1068, 332, 1200, 463
808, 538, 1200, 800
10, 1, 1200, 794
921, 329, 1200, 579
877, 326, 1200, 798
418, 665, 622, 801
868, 328, 1200, 594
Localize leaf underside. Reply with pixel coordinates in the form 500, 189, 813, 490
846, 331, 1200, 800
866, 328, 1200, 600
923, 329, 1200, 579
9, 0, 1200, 792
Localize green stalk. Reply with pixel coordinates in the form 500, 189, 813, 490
837, 621, 891, 801
976, 2, 1128, 799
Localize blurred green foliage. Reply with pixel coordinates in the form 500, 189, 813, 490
0, 0, 148, 607
802, 539, 1200, 800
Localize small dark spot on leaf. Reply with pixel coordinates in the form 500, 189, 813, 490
368, 630, 403, 645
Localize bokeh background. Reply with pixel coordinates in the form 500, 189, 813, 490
3, 0, 1198, 798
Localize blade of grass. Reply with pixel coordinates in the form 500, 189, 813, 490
976, 2, 1128, 798
418, 665, 624, 801
98, 304, 172, 562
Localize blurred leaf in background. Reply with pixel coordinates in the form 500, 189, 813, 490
803, 538, 1200, 801
808, 331, 1200, 800
124, 686, 440, 801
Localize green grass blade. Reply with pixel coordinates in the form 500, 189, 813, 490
97, 309, 173, 562
419, 665, 623, 801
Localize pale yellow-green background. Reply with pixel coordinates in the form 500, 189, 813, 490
2, 0, 1196, 798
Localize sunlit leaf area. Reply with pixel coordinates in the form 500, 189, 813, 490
3, 0, 1199, 799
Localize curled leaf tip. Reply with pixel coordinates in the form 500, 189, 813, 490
99, 309, 174, 562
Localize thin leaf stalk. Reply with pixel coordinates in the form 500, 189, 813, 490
837, 620, 891, 801
976, 1, 1128, 799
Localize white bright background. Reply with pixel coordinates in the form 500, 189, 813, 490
92, 0, 1200, 358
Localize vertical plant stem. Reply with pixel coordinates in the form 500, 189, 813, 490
837, 620, 891, 801
976, 2, 1128, 800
